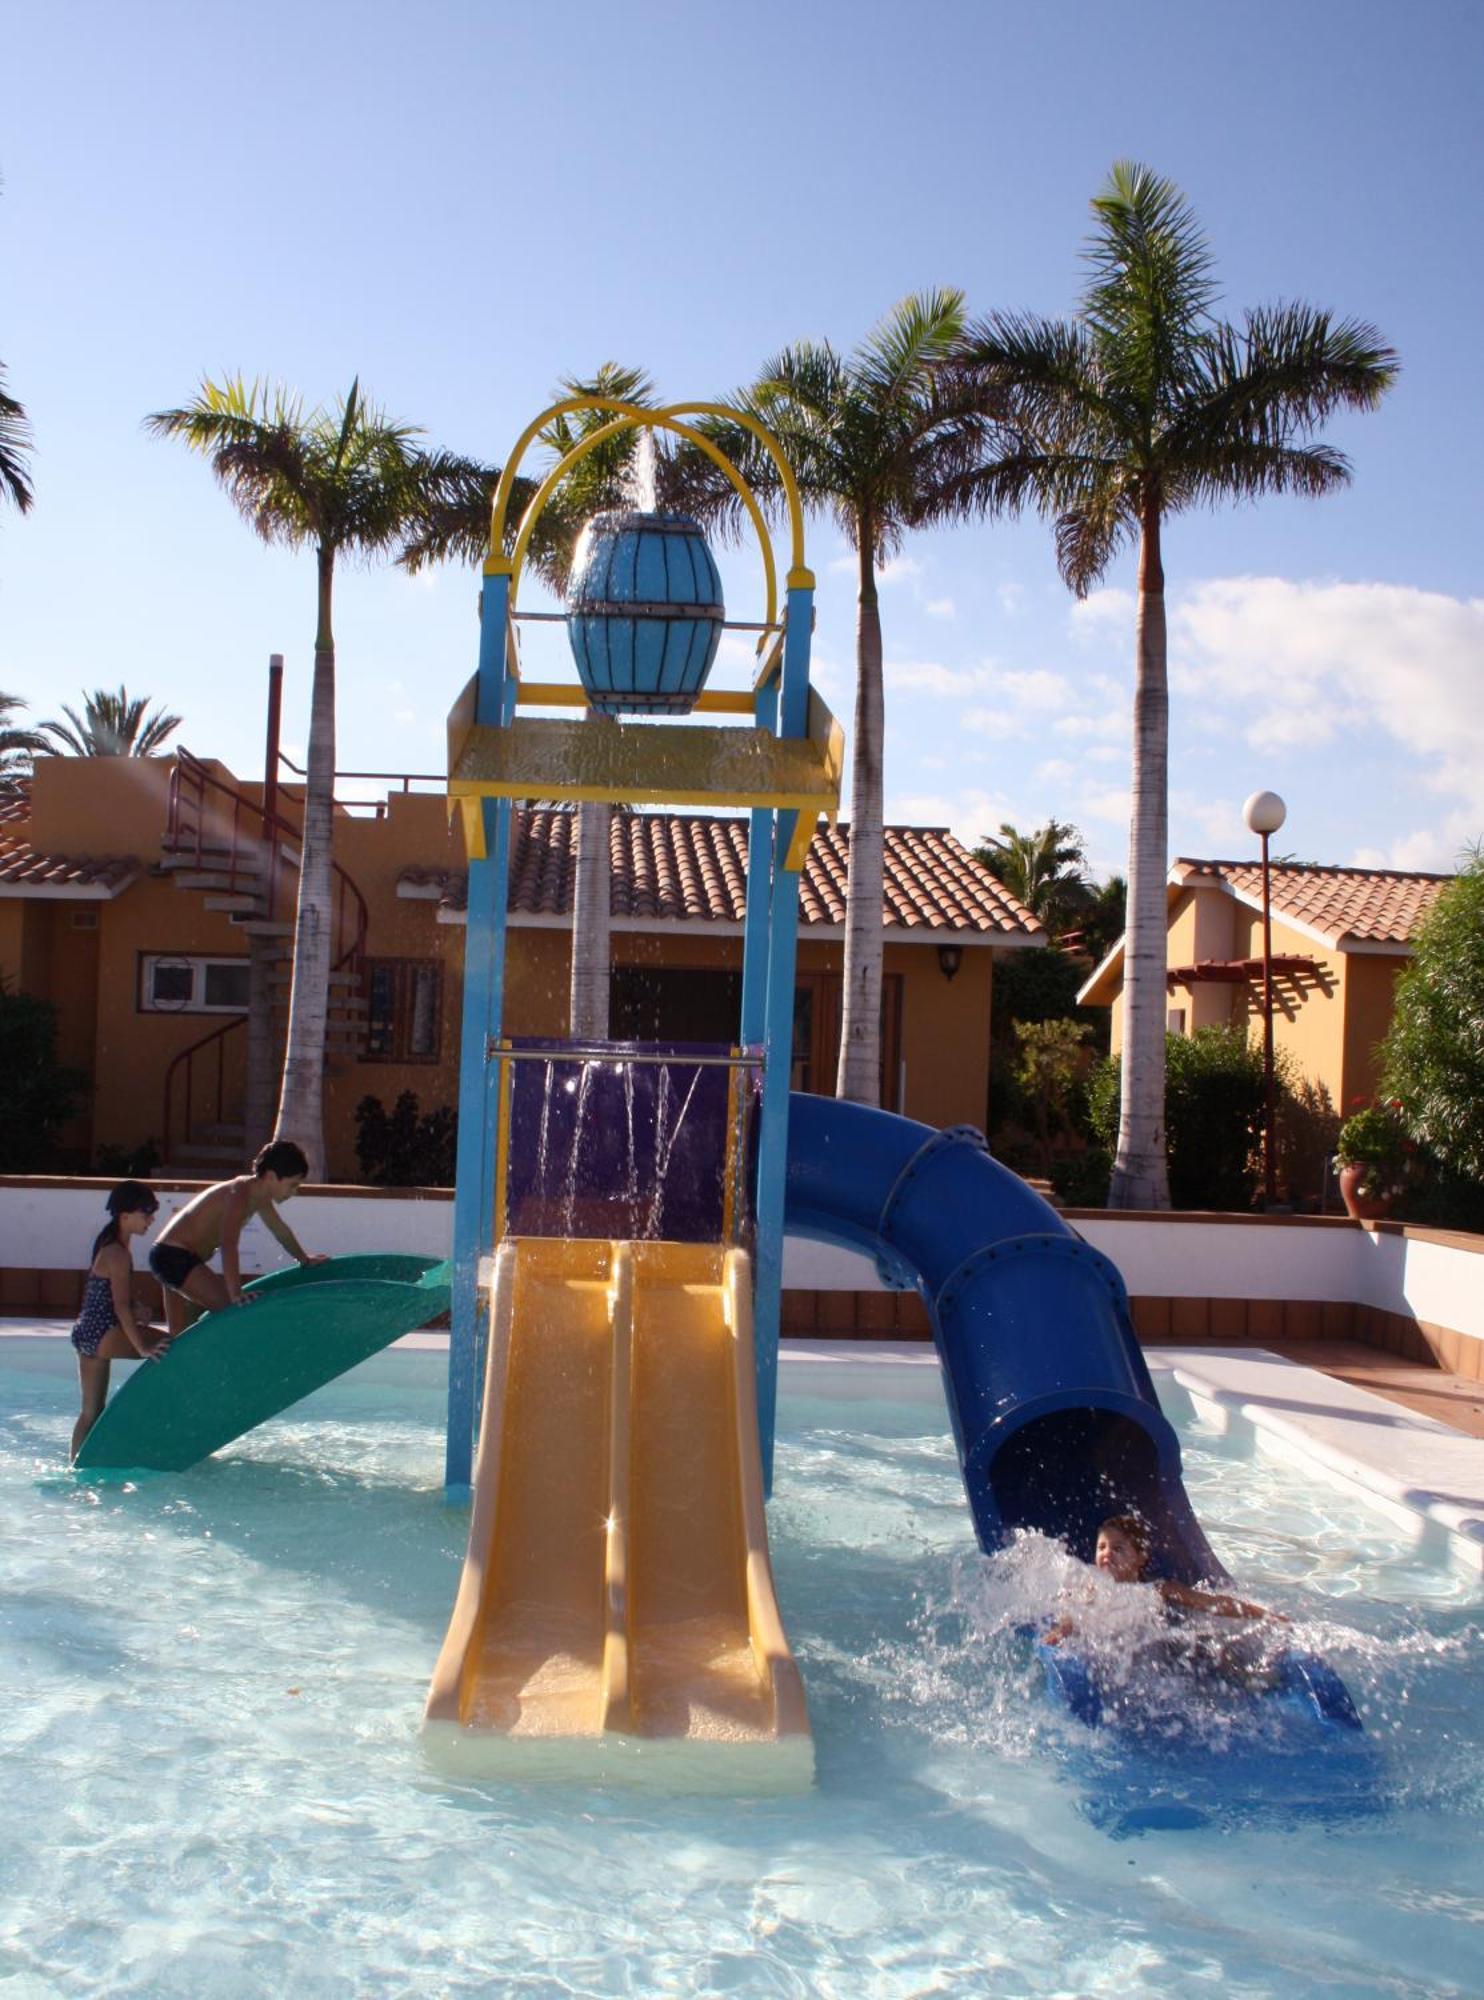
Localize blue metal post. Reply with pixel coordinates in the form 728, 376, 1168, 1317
753, 581, 814, 1491
446, 574, 513, 1496
739, 680, 778, 1047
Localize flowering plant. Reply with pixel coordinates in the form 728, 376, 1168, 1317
1334, 1102, 1415, 1201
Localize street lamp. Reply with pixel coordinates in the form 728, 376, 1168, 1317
1243, 789, 1287, 1207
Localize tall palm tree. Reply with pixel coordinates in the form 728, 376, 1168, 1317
147, 377, 437, 1179
38, 686, 182, 757
686, 293, 1001, 1103
0, 692, 47, 790
0, 366, 33, 516
401, 364, 664, 1043
952, 164, 1397, 1206
975, 819, 1090, 933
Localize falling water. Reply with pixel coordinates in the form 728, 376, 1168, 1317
644, 1060, 704, 1239
627, 424, 659, 513
621, 1061, 638, 1218
560, 1061, 595, 1236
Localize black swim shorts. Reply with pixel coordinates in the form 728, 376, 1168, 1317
149, 1243, 204, 1292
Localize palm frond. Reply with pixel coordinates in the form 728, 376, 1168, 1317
853, 288, 967, 408
1081, 162, 1218, 416
38, 686, 182, 756
0, 367, 35, 515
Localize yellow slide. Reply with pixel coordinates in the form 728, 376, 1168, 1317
423, 1237, 813, 1790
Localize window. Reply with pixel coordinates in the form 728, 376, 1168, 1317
364, 958, 443, 1063
139, 953, 250, 1014
1167, 1006, 1188, 1036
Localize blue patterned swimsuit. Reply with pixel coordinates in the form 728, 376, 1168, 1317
71, 1274, 119, 1357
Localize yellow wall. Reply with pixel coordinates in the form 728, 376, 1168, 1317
10, 757, 1003, 1178
1103, 881, 1408, 1122
1340, 955, 1405, 1110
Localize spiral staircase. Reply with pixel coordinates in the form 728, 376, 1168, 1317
155, 751, 369, 1175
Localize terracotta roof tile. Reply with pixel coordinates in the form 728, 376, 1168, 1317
0, 786, 140, 898
1173, 857, 1452, 947
401, 809, 1044, 937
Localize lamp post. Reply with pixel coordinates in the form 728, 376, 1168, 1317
1243, 789, 1287, 1208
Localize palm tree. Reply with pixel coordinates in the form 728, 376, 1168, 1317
0, 366, 33, 516
686, 293, 1001, 1103
952, 164, 1397, 1206
147, 377, 437, 1179
401, 363, 665, 1043
975, 819, 1091, 934
0, 692, 47, 790
38, 686, 182, 757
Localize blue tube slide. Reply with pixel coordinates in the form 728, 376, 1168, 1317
783, 1095, 1222, 1585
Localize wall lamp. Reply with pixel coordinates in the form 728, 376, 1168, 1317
936, 942, 964, 982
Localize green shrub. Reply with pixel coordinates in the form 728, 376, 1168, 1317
94, 1137, 162, 1179
354, 1092, 458, 1187
1381, 853, 1484, 1190
1050, 1146, 1112, 1207
0, 987, 87, 1172
1088, 1024, 1267, 1211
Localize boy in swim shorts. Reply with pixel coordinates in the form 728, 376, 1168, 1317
148, 1138, 327, 1335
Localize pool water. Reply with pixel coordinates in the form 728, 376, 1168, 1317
3, 1339, 1484, 1998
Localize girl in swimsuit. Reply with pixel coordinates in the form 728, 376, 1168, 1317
70, 1181, 172, 1459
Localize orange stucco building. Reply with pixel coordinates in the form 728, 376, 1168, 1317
2, 754, 1045, 1180
1078, 857, 1453, 1118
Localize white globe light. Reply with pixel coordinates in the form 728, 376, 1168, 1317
1243, 790, 1287, 837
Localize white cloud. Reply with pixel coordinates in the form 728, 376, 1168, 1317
885, 784, 1016, 848
962, 705, 1030, 740
1077, 785, 1133, 826
998, 582, 1025, 615
1069, 588, 1135, 641
1053, 708, 1126, 743
877, 554, 924, 586
1170, 578, 1484, 839
925, 596, 956, 620
887, 658, 993, 698
997, 668, 1073, 711
1035, 758, 1076, 785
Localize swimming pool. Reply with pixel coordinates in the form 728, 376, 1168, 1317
3, 1338, 1483, 1998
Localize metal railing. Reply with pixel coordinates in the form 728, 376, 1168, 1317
276, 749, 444, 814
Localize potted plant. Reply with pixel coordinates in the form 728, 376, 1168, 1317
1334, 1103, 1411, 1221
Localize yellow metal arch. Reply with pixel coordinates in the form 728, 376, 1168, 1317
507, 411, 777, 628
484, 395, 810, 593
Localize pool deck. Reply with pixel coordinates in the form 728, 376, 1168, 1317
11, 1318, 1484, 1576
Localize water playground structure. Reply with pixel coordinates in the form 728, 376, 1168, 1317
78, 396, 1359, 1782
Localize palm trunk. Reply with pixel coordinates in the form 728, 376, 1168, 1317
836, 529, 886, 1106
570, 718, 613, 1040
1109, 495, 1172, 1210
273, 547, 337, 1180
242, 932, 280, 1153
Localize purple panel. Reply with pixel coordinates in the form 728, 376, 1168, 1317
503, 1040, 760, 1244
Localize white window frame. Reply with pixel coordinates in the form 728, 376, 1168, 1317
139, 953, 251, 1016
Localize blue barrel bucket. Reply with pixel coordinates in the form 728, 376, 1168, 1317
566, 510, 724, 716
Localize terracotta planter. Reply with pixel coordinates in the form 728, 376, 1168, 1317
1338, 1161, 1393, 1222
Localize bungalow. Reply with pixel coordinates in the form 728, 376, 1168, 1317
1077, 856, 1453, 1120
1, 752, 1045, 1181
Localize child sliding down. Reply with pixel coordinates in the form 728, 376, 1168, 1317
1045, 1514, 1289, 1692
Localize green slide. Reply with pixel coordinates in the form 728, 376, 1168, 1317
74, 1253, 452, 1475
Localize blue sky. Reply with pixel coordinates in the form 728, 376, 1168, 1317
4, 0, 1481, 878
